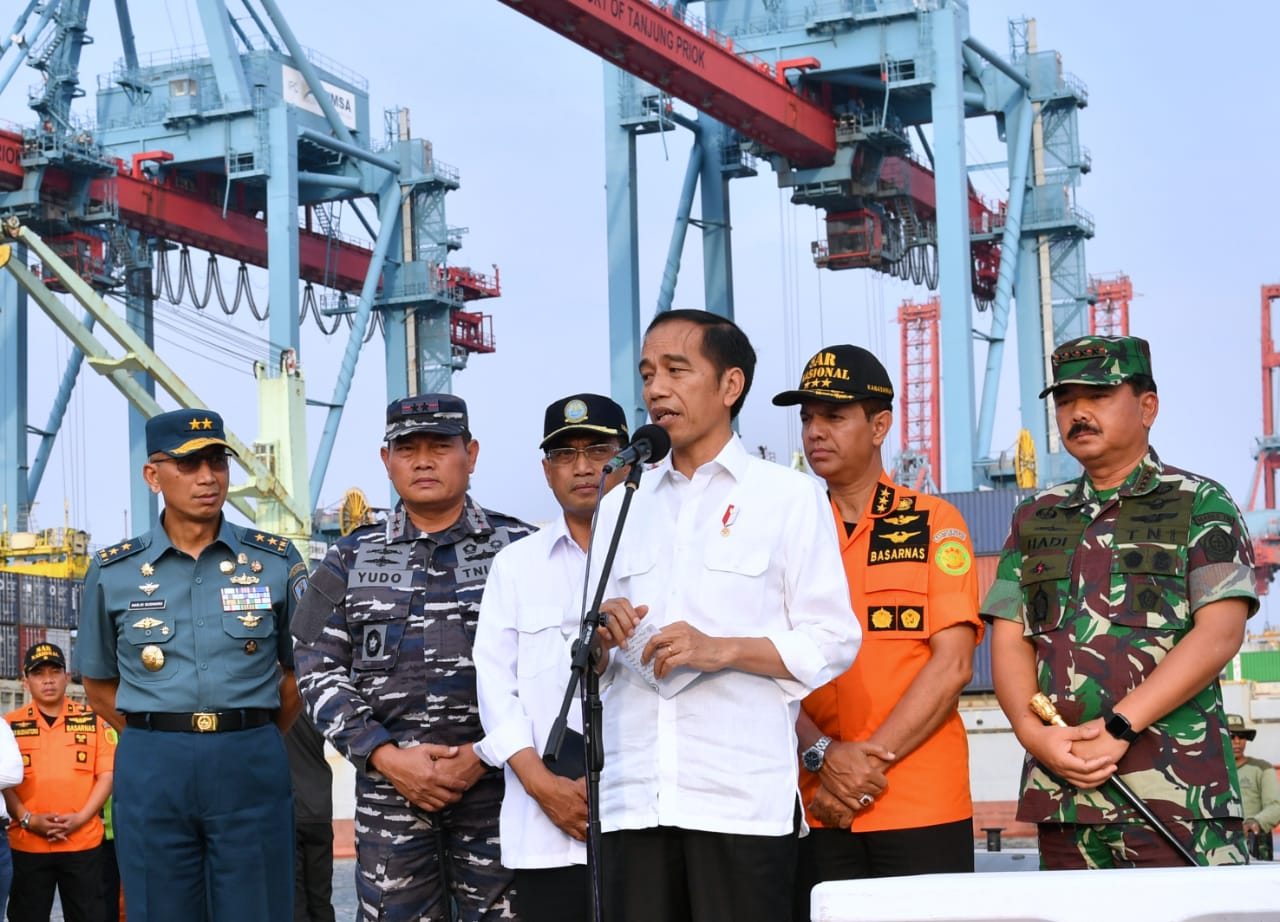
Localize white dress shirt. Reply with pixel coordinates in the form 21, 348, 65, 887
475, 515, 590, 869
592, 435, 860, 836
0, 717, 23, 820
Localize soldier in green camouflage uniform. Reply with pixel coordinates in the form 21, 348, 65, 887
982, 335, 1257, 869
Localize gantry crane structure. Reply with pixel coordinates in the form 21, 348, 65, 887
894, 297, 940, 492
1088, 273, 1132, 336
499, 0, 1095, 491
0, 0, 499, 535
1247, 284, 1280, 593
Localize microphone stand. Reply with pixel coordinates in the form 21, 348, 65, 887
545, 459, 648, 922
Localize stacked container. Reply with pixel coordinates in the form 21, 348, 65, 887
0, 572, 83, 679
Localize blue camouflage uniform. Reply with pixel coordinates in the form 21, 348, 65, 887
293, 495, 534, 922
76, 515, 306, 921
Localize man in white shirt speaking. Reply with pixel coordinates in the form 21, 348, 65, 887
594, 309, 861, 922
474, 393, 630, 922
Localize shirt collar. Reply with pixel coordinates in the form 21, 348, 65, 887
152, 513, 237, 558
655, 434, 750, 490
1060, 446, 1164, 509
865, 472, 905, 519
386, 494, 493, 543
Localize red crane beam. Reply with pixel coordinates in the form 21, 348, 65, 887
0, 128, 375, 292
495, 0, 836, 166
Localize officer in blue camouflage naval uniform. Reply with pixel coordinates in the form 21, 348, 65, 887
293, 395, 534, 922
76, 408, 307, 921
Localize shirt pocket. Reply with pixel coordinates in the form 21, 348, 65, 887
699, 539, 770, 634
1110, 545, 1189, 631
347, 602, 407, 673
219, 608, 277, 678
515, 604, 575, 680
120, 618, 179, 684
1019, 553, 1070, 636
862, 563, 930, 638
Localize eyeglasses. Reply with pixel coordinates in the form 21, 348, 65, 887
151, 450, 232, 474
545, 444, 617, 466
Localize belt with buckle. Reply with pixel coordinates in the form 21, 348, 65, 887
124, 709, 273, 733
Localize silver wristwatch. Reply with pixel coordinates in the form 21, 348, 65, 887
802, 736, 832, 773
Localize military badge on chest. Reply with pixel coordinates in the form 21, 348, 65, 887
220, 553, 273, 655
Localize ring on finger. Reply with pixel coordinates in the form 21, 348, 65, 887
858, 793, 873, 806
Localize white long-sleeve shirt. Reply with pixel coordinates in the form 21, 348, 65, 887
475, 515, 590, 868
0, 717, 24, 821
593, 435, 860, 836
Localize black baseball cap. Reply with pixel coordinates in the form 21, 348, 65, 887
384, 394, 470, 441
540, 394, 629, 449
24, 642, 66, 674
772, 344, 895, 406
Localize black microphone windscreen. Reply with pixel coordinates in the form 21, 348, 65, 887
632, 423, 671, 464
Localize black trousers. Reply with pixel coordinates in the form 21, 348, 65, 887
8, 846, 103, 922
602, 826, 797, 922
513, 865, 589, 922
793, 818, 974, 921
293, 821, 336, 922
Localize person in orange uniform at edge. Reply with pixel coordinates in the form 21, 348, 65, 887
773, 345, 982, 919
4, 642, 116, 922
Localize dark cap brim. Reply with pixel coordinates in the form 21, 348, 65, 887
772, 389, 864, 407
539, 424, 627, 450
25, 656, 66, 673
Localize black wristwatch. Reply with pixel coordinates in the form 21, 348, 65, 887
1102, 707, 1139, 743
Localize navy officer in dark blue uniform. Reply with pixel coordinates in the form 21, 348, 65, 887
76, 408, 307, 922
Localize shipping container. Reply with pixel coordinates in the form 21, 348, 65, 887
965, 553, 1001, 694
17, 625, 47, 660
0, 625, 18, 678
0, 572, 17, 624
939, 489, 1032, 555
1225, 650, 1280, 683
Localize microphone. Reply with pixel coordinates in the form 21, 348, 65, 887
603, 424, 672, 474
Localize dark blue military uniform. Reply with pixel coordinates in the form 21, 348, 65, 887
293, 496, 533, 922
77, 516, 306, 921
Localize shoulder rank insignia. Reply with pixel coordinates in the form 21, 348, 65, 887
871, 483, 897, 516
247, 530, 292, 557
97, 536, 148, 566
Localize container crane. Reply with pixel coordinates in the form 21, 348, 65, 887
498, 0, 1095, 490
0, 0, 502, 535
1247, 284, 1280, 593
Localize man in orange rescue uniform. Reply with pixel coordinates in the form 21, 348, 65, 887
774, 345, 982, 918
4, 642, 115, 922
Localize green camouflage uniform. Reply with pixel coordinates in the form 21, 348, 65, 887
983, 335, 1259, 867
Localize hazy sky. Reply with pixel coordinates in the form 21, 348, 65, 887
4, 1, 1278, 617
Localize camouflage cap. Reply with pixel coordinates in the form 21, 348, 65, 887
384, 394, 469, 441
145, 409, 234, 458
1039, 335, 1154, 399
1226, 713, 1257, 740
772, 344, 895, 406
